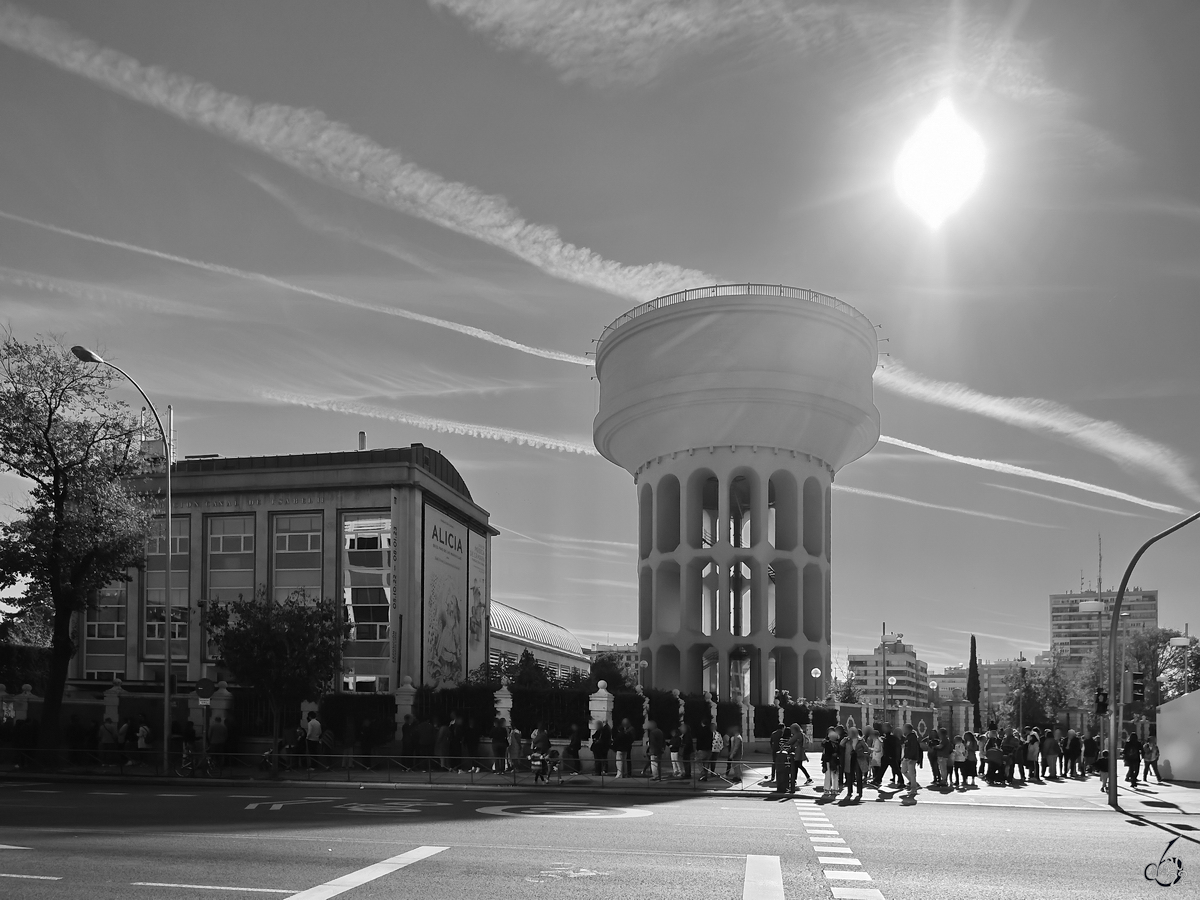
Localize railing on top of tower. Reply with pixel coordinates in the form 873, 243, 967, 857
596, 283, 874, 351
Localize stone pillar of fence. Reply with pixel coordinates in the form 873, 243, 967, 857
104, 679, 125, 725
9, 684, 38, 721
205, 680, 234, 734
590, 680, 614, 728
493, 677, 513, 726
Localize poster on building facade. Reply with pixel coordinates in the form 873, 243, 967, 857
422, 505, 467, 688
466, 530, 488, 676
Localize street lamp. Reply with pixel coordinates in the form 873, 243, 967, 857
1169, 630, 1190, 696
880, 625, 903, 717
1105, 509, 1200, 809
72, 346, 174, 776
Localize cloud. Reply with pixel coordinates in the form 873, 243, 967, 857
833, 484, 1060, 529
0, 2, 715, 301
876, 359, 1200, 501
0, 207, 592, 366
878, 435, 1187, 515
984, 483, 1154, 520
0, 265, 218, 319
260, 390, 599, 455
428, 0, 1129, 170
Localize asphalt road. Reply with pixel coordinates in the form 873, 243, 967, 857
0, 778, 1194, 899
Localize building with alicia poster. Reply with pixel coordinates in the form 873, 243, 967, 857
72, 440, 498, 694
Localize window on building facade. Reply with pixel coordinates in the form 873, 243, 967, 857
87, 583, 127, 640
145, 516, 189, 656
342, 513, 391, 643
207, 516, 256, 603
273, 514, 323, 602
85, 669, 125, 682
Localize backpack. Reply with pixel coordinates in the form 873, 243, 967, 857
712, 731, 724, 753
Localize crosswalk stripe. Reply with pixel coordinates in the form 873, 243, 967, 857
283, 846, 448, 900
808, 837, 846, 843
830, 889, 886, 900
813, 846, 854, 854
818, 858, 862, 866
825, 870, 872, 880
742, 855, 785, 900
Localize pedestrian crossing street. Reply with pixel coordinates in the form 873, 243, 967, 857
740, 801, 885, 900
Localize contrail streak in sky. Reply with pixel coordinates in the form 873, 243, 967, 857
832, 484, 1060, 529
261, 391, 599, 455
0, 208, 592, 366
0, 1, 714, 301
878, 435, 1186, 514
876, 359, 1200, 501
984, 483, 1153, 519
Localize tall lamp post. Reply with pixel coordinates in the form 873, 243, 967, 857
880, 625, 902, 720
1105, 509, 1200, 809
72, 346, 174, 776
1077, 599, 1105, 747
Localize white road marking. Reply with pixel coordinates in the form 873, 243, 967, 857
0, 873, 61, 880
245, 799, 336, 811
158, 794, 196, 797
23, 790, 59, 793
230, 795, 271, 798
0, 844, 32, 850
808, 836, 846, 843
132, 883, 293, 893
825, 870, 873, 880
830, 889, 885, 900
91, 792, 127, 795
814, 846, 854, 854
819, 858, 862, 865
284, 846, 448, 900
742, 855, 785, 900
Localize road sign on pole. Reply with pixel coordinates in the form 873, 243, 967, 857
198, 697, 211, 707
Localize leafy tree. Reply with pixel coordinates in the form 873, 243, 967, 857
206, 587, 346, 773
0, 600, 53, 647
967, 635, 981, 731
0, 332, 151, 750
834, 673, 861, 703
508, 648, 554, 689
589, 652, 630, 691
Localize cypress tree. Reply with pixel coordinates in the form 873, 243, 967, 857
967, 634, 982, 732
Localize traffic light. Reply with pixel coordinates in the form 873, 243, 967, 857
1095, 689, 1109, 717
1131, 672, 1145, 703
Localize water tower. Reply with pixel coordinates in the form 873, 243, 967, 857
593, 284, 879, 703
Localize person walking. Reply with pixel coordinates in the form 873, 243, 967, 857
491, 718, 509, 774
867, 726, 884, 786
136, 715, 153, 767
591, 719, 612, 776
1142, 740, 1162, 784
1023, 730, 1040, 782
950, 734, 967, 788
787, 723, 812, 790
678, 722, 694, 780
724, 725, 743, 780
505, 723, 522, 774
882, 723, 902, 786
208, 715, 228, 770
98, 716, 120, 767
668, 727, 683, 778
820, 727, 841, 795
612, 718, 633, 778
901, 724, 923, 791
768, 722, 786, 786
1096, 749, 1110, 793
1065, 729, 1083, 777
1001, 727, 1021, 785
963, 731, 979, 787
1082, 732, 1099, 776
841, 726, 867, 800
936, 727, 953, 787
564, 723, 583, 776
924, 728, 942, 787
646, 719, 666, 781
1040, 729, 1059, 779
693, 720, 712, 782
1123, 732, 1143, 787
304, 712, 322, 770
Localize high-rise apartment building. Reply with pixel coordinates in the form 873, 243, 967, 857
1049, 589, 1158, 675
848, 641, 930, 707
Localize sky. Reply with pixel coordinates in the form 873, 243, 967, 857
1, 0, 1199, 671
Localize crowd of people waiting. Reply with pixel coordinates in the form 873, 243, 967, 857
769, 719, 1164, 801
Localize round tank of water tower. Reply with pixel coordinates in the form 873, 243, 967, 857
592, 283, 879, 701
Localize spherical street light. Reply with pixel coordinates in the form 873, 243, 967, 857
894, 99, 986, 230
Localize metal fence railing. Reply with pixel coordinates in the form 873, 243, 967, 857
596, 283, 875, 352
0, 745, 777, 792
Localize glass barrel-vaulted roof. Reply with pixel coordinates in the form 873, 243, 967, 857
489, 600, 588, 660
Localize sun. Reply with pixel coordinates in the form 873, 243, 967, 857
894, 99, 986, 230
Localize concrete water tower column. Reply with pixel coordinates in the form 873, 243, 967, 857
593, 284, 879, 702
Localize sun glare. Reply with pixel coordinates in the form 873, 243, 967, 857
894, 99, 986, 230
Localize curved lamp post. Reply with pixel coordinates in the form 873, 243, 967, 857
1105, 509, 1200, 809
72, 346, 173, 776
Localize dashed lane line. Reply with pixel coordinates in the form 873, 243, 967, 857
743, 855, 785, 900
0, 873, 61, 880
794, 800, 887, 899
132, 884, 293, 893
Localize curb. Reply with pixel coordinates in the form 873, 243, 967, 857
0, 770, 794, 800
